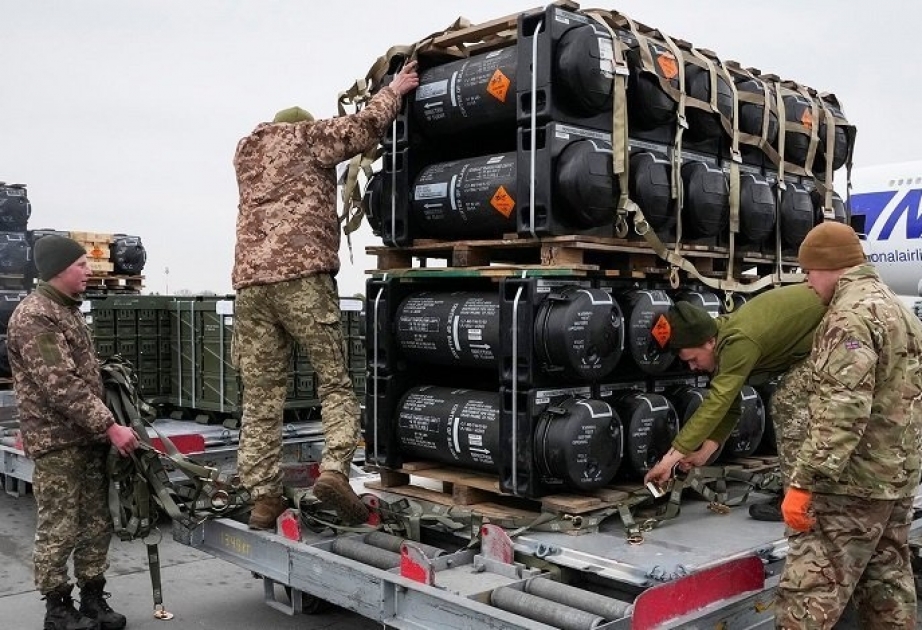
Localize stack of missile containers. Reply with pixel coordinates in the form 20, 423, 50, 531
362, 3, 854, 500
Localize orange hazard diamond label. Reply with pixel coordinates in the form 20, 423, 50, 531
487, 69, 511, 103
490, 185, 515, 218
800, 109, 814, 129
656, 52, 679, 79
651, 314, 672, 349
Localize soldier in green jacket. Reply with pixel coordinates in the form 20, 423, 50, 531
644, 283, 826, 523
775, 222, 922, 629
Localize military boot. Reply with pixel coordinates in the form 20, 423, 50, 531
247, 495, 289, 530
313, 470, 369, 526
748, 495, 783, 522
43, 584, 99, 630
79, 576, 126, 630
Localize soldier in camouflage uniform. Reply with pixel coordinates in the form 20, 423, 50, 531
775, 222, 922, 629
8, 235, 139, 630
231, 61, 419, 530
645, 285, 826, 522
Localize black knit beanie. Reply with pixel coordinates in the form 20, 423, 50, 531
34, 235, 87, 281
665, 301, 718, 349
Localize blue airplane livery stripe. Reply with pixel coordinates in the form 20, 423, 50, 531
850, 189, 922, 240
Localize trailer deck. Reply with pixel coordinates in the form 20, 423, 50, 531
173, 471, 922, 629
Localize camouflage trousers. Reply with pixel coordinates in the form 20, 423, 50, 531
32, 445, 111, 594
774, 494, 916, 629
770, 357, 813, 486
234, 274, 361, 499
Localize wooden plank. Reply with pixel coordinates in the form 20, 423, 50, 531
365, 480, 455, 506
377, 469, 410, 488
452, 484, 496, 506
399, 461, 444, 472
87, 260, 114, 274
540, 493, 605, 513
368, 266, 593, 278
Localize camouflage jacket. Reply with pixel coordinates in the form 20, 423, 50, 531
231, 86, 401, 289
790, 265, 922, 499
7, 283, 113, 458
673, 284, 826, 454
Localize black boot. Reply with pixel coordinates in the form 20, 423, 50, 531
79, 576, 126, 630
748, 495, 783, 522
43, 584, 99, 630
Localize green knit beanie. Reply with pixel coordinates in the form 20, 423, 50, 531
34, 235, 87, 281
665, 301, 718, 349
272, 106, 314, 124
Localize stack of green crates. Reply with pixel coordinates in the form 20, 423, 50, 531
85, 295, 173, 403
84, 294, 366, 421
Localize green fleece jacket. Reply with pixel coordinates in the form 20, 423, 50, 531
672, 283, 826, 454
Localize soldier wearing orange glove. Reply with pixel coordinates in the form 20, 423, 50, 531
775, 222, 922, 629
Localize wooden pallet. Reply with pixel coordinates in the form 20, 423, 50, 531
722, 455, 780, 474
367, 461, 636, 516
0, 377, 13, 391
70, 231, 115, 262
84, 274, 144, 294
368, 235, 800, 283
87, 260, 114, 274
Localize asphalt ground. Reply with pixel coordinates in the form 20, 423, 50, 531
0, 489, 379, 630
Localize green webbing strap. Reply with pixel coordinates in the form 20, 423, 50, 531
632, 204, 778, 294
772, 78, 788, 283
338, 15, 491, 242
676, 465, 783, 507
101, 358, 249, 615
146, 543, 164, 614
585, 10, 632, 237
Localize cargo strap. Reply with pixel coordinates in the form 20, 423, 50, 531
101, 357, 249, 617
585, 10, 633, 238
588, 10, 773, 295
615, 465, 783, 544
339, 14, 510, 247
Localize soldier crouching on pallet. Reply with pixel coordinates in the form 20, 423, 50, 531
775, 222, 922, 629
231, 61, 419, 530
7, 235, 140, 630
644, 282, 826, 522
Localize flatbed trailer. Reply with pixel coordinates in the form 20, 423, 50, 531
172, 471, 922, 629
0, 416, 330, 496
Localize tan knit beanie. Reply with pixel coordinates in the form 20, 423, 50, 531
798, 221, 866, 271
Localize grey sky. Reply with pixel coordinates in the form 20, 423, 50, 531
2, 1, 918, 297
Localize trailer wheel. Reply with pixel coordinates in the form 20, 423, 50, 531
283, 586, 331, 614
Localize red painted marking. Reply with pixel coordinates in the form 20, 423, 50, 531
150, 434, 205, 455
278, 510, 301, 541
631, 555, 765, 629
480, 524, 514, 564
400, 544, 434, 585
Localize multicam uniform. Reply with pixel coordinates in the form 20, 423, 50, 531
672, 284, 825, 481
775, 265, 922, 629
7, 282, 115, 594
231, 86, 401, 499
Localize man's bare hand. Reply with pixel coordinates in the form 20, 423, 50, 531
677, 439, 720, 471
106, 423, 140, 457
389, 60, 420, 96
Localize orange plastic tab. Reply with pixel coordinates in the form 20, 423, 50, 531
651, 314, 672, 349
656, 53, 679, 79
800, 109, 814, 128
490, 185, 515, 217
487, 69, 511, 102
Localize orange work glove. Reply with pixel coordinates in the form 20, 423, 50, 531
781, 488, 815, 532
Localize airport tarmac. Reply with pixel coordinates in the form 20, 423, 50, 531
0, 490, 378, 630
